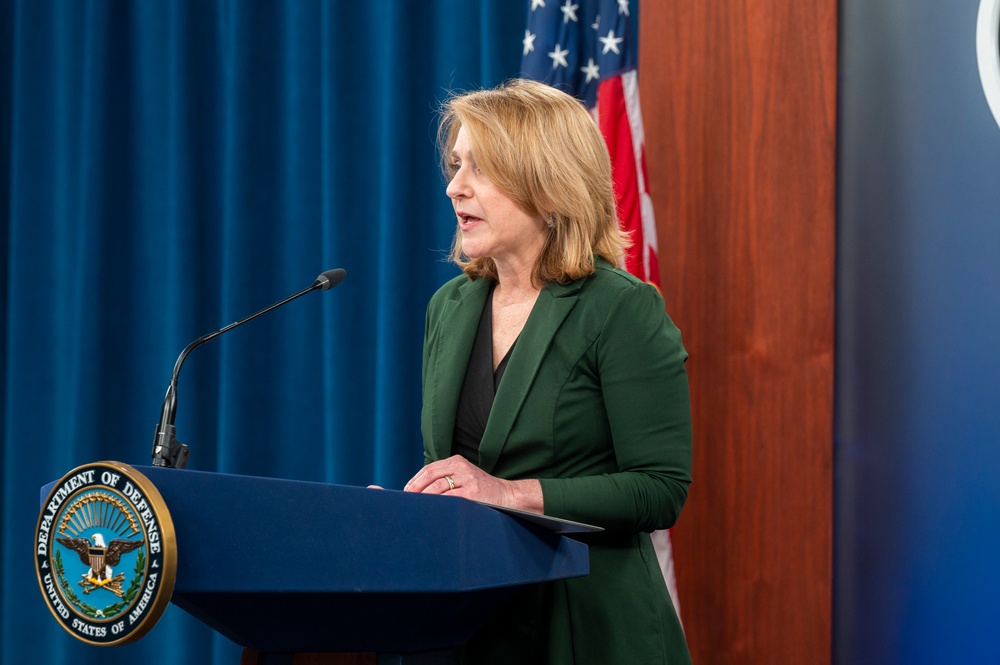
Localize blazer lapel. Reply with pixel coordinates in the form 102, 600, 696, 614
426, 277, 490, 462
477, 278, 584, 474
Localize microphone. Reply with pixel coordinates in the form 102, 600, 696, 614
151, 268, 347, 468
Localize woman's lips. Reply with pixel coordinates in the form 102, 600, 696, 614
458, 212, 483, 229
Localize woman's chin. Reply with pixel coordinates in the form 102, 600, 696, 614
460, 243, 489, 260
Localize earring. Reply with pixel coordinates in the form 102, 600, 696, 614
547, 216, 555, 229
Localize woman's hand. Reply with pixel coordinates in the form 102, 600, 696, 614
404, 455, 544, 515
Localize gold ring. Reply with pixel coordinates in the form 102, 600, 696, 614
445, 476, 456, 491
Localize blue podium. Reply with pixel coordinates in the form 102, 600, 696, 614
134, 467, 591, 663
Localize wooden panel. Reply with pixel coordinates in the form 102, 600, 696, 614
639, 1, 837, 663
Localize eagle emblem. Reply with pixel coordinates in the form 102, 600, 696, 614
56, 533, 144, 597
36, 462, 178, 646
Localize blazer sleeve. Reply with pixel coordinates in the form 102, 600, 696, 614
538, 281, 693, 533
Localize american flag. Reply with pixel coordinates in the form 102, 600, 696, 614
520, 0, 659, 285
520, 0, 681, 617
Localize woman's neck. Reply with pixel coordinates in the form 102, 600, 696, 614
493, 267, 541, 304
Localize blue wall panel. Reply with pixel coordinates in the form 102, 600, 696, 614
837, 1, 1000, 663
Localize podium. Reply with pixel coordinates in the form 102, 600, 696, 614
132, 466, 590, 663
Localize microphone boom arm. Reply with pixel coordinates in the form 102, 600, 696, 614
151, 269, 346, 468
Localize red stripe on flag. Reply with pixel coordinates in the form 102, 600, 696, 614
596, 75, 659, 286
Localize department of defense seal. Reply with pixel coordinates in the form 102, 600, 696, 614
35, 461, 177, 646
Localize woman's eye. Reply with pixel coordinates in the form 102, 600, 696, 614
447, 161, 482, 180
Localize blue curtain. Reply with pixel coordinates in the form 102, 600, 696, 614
0, 1, 523, 662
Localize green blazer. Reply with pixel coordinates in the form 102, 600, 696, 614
422, 261, 693, 665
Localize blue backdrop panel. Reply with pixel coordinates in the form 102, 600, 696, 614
0, 1, 524, 663
837, 1, 1000, 663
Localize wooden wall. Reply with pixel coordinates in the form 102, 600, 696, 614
639, 2, 837, 663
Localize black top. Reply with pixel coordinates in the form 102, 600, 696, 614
452, 283, 514, 465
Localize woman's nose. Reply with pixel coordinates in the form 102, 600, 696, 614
446, 168, 470, 199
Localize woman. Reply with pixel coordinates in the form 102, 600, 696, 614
404, 79, 692, 664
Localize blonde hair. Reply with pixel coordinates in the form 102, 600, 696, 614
439, 79, 629, 284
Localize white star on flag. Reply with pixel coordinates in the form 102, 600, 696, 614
548, 44, 570, 68
599, 29, 623, 54
618, 0, 630, 16
531, 0, 546, 10
561, 0, 580, 23
580, 58, 600, 83
523, 30, 537, 55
